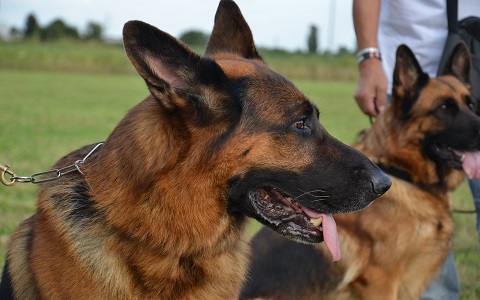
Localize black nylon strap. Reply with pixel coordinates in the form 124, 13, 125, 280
377, 163, 413, 183
446, 0, 458, 33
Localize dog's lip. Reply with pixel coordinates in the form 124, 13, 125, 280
248, 187, 341, 261
432, 144, 464, 169
253, 187, 323, 230
451, 149, 466, 163
249, 187, 322, 235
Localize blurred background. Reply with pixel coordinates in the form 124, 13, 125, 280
0, 1, 478, 299
0, 0, 355, 53
0, 0, 358, 79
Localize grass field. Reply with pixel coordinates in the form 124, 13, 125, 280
0, 56, 478, 297
0, 40, 358, 81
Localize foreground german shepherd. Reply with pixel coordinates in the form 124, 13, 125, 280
241, 43, 480, 300
0, 1, 391, 299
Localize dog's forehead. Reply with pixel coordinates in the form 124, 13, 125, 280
415, 76, 471, 110
431, 75, 470, 97
215, 56, 306, 100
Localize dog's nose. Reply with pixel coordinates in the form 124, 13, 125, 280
370, 165, 392, 195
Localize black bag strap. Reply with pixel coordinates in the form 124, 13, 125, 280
446, 0, 459, 33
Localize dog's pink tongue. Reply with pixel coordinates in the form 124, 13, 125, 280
301, 206, 341, 262
463, 152, 480, 179
320, 213, 341, 262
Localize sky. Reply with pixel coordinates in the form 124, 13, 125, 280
0, 0, 356, 52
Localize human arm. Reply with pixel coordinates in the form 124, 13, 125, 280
352, 0, 388, 117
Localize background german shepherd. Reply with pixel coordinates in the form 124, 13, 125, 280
0, 0, 390, 299
241, 43, 480, 300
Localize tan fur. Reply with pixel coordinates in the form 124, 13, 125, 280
6, 218, 38, 300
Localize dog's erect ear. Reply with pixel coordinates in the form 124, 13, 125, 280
123, 21, 225, 110
441, 41, 471, 86
204, 0, 261, 59
393, 45, 428, 92
392, 45, 429, 118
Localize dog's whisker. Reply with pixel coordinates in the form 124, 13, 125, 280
293, 189, 329, 202
309, 198, 331, 204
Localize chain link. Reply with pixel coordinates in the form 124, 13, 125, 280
1, 142, 103, 186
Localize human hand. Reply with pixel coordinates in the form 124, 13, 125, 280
354, 59, 388, 117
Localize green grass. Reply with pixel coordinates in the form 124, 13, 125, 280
0, 68, 478, 297
0, 40, 357, 81
0, 40, 135, 74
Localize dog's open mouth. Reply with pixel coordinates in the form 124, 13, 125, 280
432, 144, 466, 169
432, 145, 480, 179
249, 187, 341, 261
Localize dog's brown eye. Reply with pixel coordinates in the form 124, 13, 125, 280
438, 100, 457, 112
294, 119, 307, 130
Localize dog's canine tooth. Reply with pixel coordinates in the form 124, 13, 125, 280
310, 217, 323, 227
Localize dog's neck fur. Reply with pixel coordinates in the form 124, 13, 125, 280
77, 98, 250, 299
354, 106, 464, 192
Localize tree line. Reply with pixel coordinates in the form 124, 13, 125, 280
13, 13, 103, 41
15, 13, 319, 51
9, 13, 351, 55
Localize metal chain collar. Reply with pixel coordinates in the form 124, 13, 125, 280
0, 142, 103, 186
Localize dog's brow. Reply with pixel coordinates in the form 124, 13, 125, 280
436, 78, 457, 92
287, 101, 314, 118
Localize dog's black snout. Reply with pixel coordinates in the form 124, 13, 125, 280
357, 160, 392, 196
370, 165, 392, 195
372, 172, 391, 195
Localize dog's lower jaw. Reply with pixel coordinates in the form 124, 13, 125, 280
242, 188, 341, 261
246, 188, 323, 242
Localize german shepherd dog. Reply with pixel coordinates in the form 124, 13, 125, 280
0, 1, 391, 299
241, 43, 480, 300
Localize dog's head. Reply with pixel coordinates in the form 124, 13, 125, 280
121, 0, 390, 252
389, 43, 480, 184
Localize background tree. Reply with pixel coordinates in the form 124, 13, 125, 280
84, 22, 103, 40
40, 19, 79, 41
24, 13, 40, 39
179, 30, 209, 47
337, 46, 352, 56
307, 25, 318, 54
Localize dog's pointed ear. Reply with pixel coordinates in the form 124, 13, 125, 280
393, 45, 428, 92
123, 21, 224, 110
204, 0, 261, 59
392, 45, 430, 118
440, 41, 471, 86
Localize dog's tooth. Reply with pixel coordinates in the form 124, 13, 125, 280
310, 217, 323, 227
